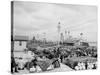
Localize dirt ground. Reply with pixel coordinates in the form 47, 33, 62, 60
14, 63, 73, 74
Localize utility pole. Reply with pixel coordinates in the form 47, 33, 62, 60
11, 1, 14, 73
11, 1, 14, 59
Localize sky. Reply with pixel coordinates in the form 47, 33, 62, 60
13, 1, 97, 42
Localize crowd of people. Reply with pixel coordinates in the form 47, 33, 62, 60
11, 47, 61, 73
11, 45, 97, 73
74, 62, 97, 70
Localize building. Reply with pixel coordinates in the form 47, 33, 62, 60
88, 42, 97, 46
13, 35, 29, 51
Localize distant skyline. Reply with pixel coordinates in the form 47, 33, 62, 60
13, 1, 97, 42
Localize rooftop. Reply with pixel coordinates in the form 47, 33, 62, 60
13, 35, 29, 41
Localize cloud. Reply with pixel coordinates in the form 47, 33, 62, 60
13, 1, 97, 41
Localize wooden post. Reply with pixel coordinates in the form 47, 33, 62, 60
11, 1, 14, 73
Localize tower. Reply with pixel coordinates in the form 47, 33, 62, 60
57, 21, 61, 46
80, 32, 83, 42
65, 30, 67, 40
57, 22, 61, 33
43, 32, 46, 44
60, 33, 64, 43
68, 30, 71, 39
